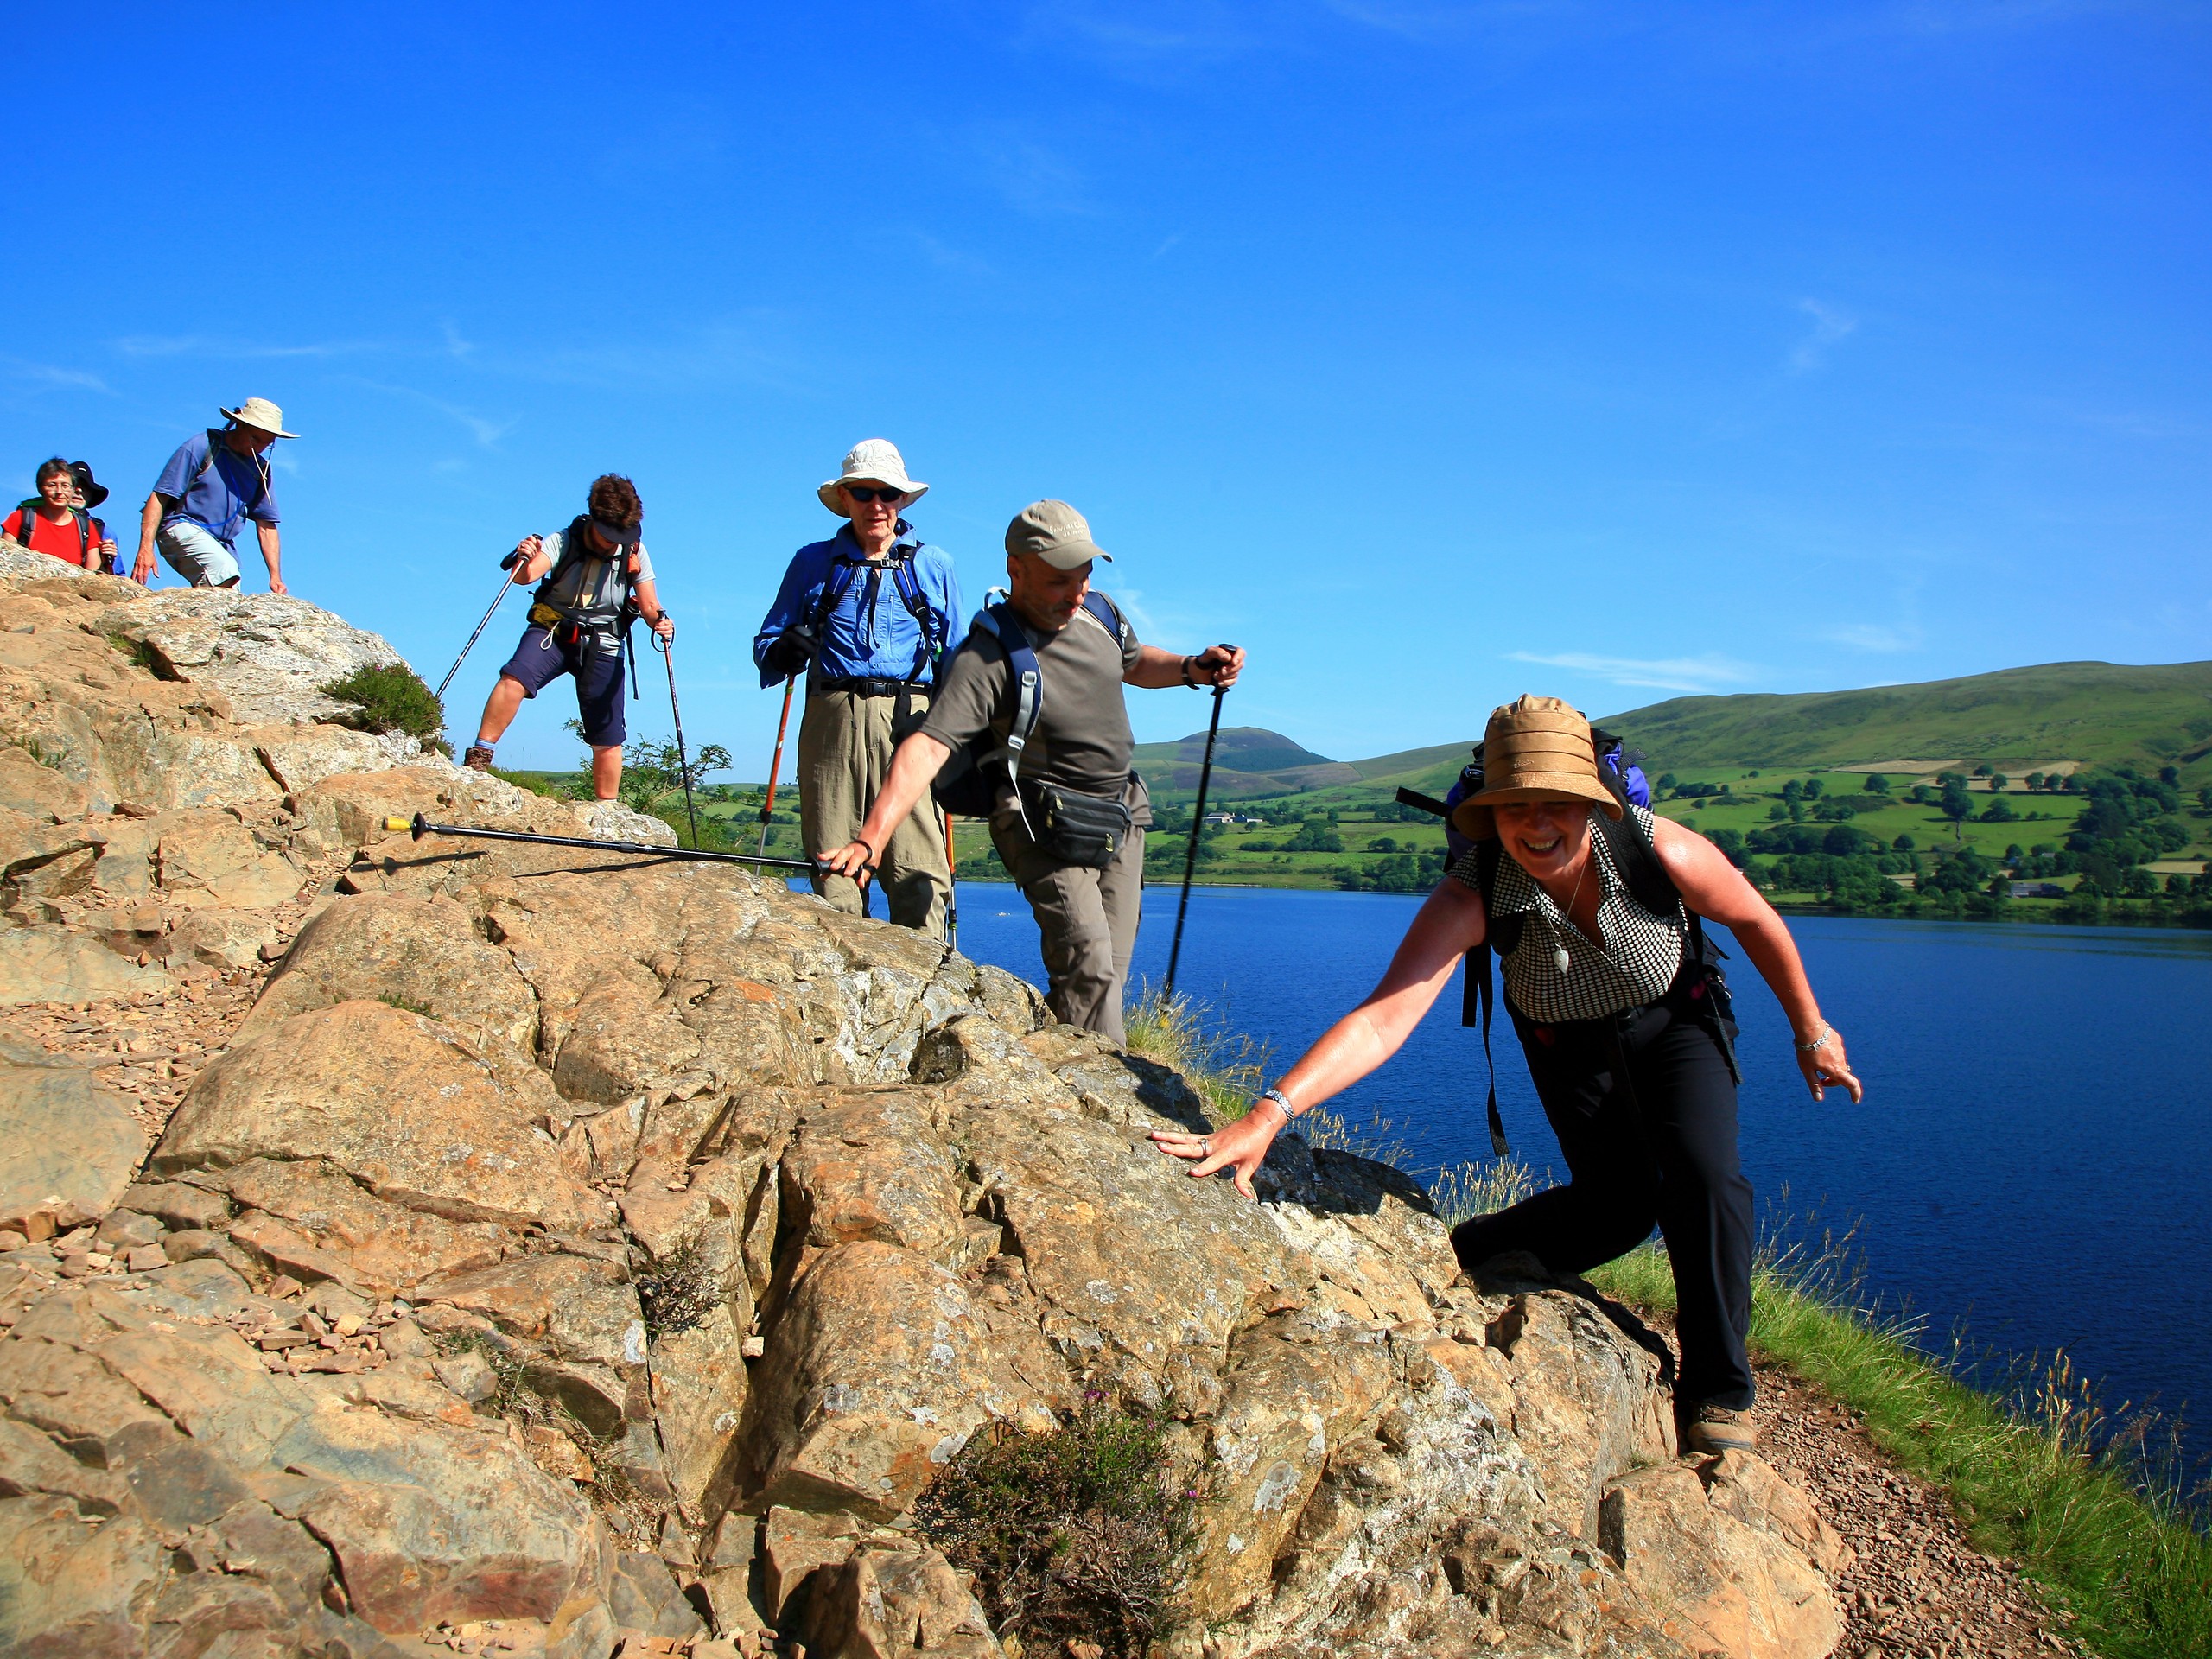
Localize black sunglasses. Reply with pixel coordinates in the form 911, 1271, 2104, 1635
843, 484, 904, 504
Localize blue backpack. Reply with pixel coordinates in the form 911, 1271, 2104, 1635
931, 590, 1129, 823
804, 545, 949, 684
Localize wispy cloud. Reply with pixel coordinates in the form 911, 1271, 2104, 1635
1788, 298, 1858, 372
908, 230, 995, 278
340, 377, 514, 446
1508, 650, 1763, 694
113, 334, 381, 360
0, 356, 110, 393
967, 124, 1095, 216
1825, 621, 1922, 652
1319, 0, 1579, 42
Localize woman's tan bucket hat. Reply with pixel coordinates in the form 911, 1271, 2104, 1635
1451, 695, 1624, 842
818, 438, 927, 513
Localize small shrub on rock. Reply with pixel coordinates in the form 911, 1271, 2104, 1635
320, 663, 452, 756
634, 1233, 720, 1338
915, 1406, 1194, 1656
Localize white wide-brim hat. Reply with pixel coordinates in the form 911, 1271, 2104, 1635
818, 438, 927, 513
221, 397, 298, 439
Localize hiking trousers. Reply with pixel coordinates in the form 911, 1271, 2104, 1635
990, 805, 1144, 1046
798, 687, 950, 936
1450, 972, 1756, 1412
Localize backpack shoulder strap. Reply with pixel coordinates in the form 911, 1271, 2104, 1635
977, 598, 1045, 836
1593, 798, 1681, 919
806, 553, 867, 637
1080, 590, 1129, 648
1459, 836, 1514, 1158
887, 550, 948, 678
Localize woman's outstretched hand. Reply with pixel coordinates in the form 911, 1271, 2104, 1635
1797, 1025, 1864, 1103
1150, 1102, 1285, 1200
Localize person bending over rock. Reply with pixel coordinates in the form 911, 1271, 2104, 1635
1150, 694, 1862, 1456
819, 499, 1243, 1043
461, 473, 675, 802
135, 397, 294, 592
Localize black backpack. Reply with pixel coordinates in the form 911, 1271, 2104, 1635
1397, 763, 1738, 1157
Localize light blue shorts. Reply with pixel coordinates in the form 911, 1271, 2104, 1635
156, 520, 242, 588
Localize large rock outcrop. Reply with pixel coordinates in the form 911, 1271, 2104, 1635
0, 568, 1846, 1659
0, 550, 669, 1016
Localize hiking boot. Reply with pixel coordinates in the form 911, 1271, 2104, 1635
462, 745, 495, 772
1682, 1403, 1758, 1455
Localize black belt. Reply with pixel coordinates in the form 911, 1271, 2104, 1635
814, 677, 924, 699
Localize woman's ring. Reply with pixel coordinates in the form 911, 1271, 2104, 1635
1200, 1137, 1212, 1158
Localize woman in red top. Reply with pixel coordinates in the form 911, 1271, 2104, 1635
3, 458, 104, 568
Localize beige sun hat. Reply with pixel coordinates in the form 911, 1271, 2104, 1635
1450, 696, 1625, 842
817, 438, 927, 513
1005, 499, 1114, 570
220, 397, 298, 439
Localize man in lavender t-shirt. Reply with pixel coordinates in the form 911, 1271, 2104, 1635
135, 397, 295, 592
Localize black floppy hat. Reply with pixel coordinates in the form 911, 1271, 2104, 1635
68, 461, 108, 509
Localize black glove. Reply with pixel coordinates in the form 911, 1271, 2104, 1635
765, 626, 819, 677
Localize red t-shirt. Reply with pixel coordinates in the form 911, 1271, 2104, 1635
3, 507, 96, 567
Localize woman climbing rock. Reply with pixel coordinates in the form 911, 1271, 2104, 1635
1151, 694, 1863, 1454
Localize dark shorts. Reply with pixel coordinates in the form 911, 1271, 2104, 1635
498, 625, 626, 748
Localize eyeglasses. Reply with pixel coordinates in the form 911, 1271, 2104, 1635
843, 484, 904, 504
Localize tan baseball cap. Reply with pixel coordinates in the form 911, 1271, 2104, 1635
1005, 499, 1113, 570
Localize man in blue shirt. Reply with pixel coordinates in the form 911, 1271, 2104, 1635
753, 440, 960, 935
133, 398, 294, 592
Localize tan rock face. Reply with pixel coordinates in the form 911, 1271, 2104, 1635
152, 1000, 595, 1233
0, 569, 1847, 1659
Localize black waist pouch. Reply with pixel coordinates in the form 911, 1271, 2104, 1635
1031, 781, 1133, 869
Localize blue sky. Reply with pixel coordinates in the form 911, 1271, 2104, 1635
5, 2, 2207, 771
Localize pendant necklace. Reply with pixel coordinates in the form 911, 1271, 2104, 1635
1553, 851, 1590, 976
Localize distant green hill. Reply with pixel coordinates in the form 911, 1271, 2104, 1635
1319, 660, 2212, 799
1132, 727, 1358, 794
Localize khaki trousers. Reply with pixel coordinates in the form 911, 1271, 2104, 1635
990, 808, 1145, 1045
798, 689, 950, 936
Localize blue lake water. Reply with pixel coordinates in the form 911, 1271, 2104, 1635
924, 880, 2212, 1478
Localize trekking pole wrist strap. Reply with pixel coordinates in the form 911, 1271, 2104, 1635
1180, 655, 1200, 688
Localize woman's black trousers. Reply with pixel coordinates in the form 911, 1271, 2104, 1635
1448, 976, 1757, 1411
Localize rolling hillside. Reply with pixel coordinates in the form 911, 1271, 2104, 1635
1300, 659, 2212, 802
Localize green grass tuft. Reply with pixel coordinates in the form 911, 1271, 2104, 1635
320, 662, 452, 756
1122, 985, 1268, 1126
915, 1407, 1196, 1656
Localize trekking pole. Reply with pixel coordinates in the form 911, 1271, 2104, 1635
434, 551, 521, 702
652, 632, 699, 849
758, 676, 798, 858
1163, 662, 1231, 999
942, 809, 959, 949
380, 813, 846, 874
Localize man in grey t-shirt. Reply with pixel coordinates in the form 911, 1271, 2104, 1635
822, 500, 1243, 1043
